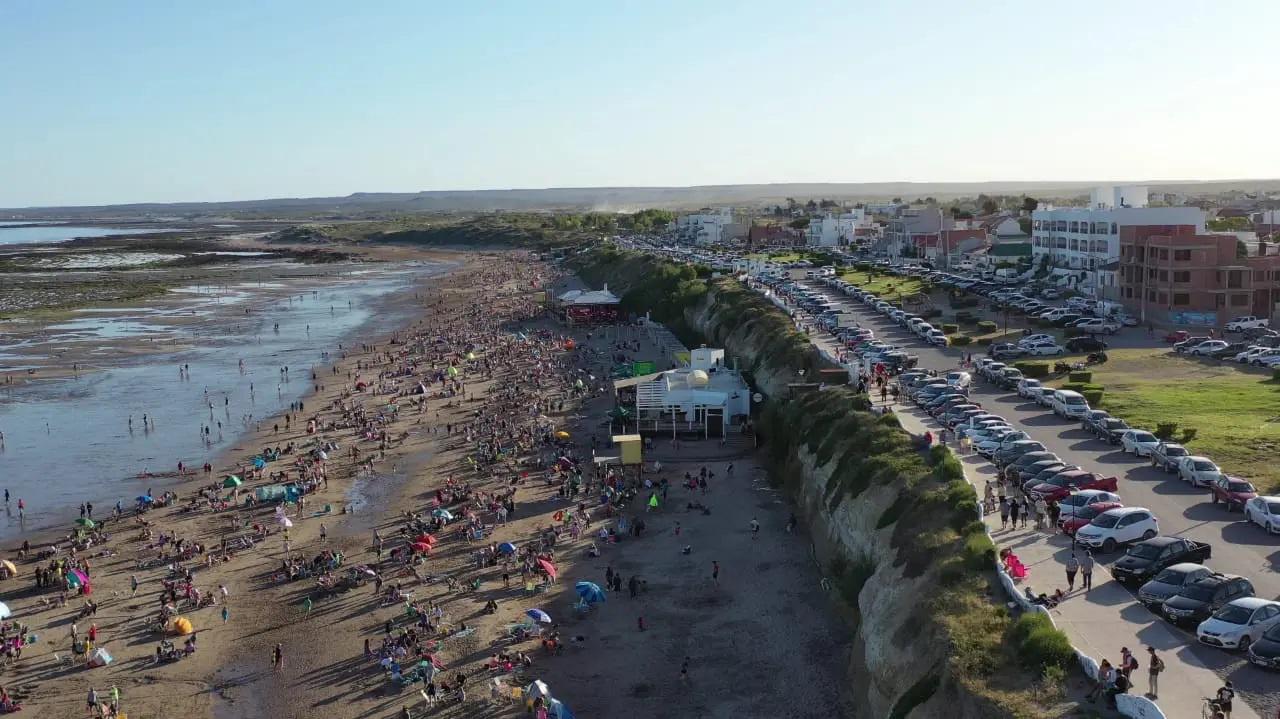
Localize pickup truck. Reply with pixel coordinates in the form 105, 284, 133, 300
1225, 316, 1270, 332
1109, 536, 1213, 586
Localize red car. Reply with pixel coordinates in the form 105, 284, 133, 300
1209, 475, 1257, 511
1030, 470, 1120, 502
1164, 330, 1189, 344
1058, 501, 1124, 535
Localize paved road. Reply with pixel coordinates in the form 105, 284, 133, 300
787, 278, 1280, 718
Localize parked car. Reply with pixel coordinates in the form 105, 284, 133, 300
1075, 507, 1158, 552
1119, 429, 1161, 456
1136, 562, 1215, 610
1054, 490, 1122, 520
1164, 330, 1190, 344
1016, 378, 1043, 399
1225, 315, 1270, 332
1018, 334, 1056, 347
1032, 386, 1057, 407
1028, 470, 1119, 503
1177, 456, 1222, 487
1149, 442, 1189, 472
1049, 389, 1091, 419
1095, 418, 1132, 444
1058, 500, 1123, 536
1196, 597, 1280, 651
989, 343, 1025, 360
1210, 342, 1248, 360
1244, 496, 1280, 534
1110, 536, 1212, 586
1074, 317, 1120, 334
1173, 335, 1211, 352
1024, 343, 1066, 357
1002, 450, 1060, 478
1185, 340, 1230, 356
1080, 409, 1112, 434
1247, 623, 1280, 670
1209, 475, 1257, 511
994, 440, 1048, 467
1065, 336, 1108, 353
1235, 345, 1271, 363
995, 368, 1024, 390
1163, 574, 1255, 626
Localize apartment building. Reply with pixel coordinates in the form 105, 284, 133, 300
883, 207, 943, 258
1031, 186, 1205, 271
1118, 226, 1280, 326
675, 208, 734, 245
806, 210, 870, 247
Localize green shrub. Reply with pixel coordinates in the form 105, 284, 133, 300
942, 323, 959, 334
950, 335, 972, 346
977, 320, 998, 333
1009, 613, 1074, 672
927, 444, 950, 466
1154, 422, 1179, 440
1067, 371, 1092, 383
1273, 368, 1280, 382
933, 454, 965, 483
976, 337, 993, 346
962, 531, 996, 569
1015, 361, 1050, 378
1082, 390, 1104, 405
1180, 427, 1198, 443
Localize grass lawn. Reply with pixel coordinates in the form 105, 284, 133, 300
745, 251, 808, 262
1083, 348, 1280, 491
838, 269, 925, 299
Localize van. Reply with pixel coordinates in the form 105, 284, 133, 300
1051, 389, 1091, 419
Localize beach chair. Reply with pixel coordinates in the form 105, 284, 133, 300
508, 686, 524, 704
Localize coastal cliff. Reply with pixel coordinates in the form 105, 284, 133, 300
570, 247, 1075, 718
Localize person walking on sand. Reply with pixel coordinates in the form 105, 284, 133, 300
711, 561, 720, 586
749, 517, 760, 539
272, 643, 284, 673
319, 524, 327, 543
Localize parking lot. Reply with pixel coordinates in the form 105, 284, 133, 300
774, 275, 1280, 718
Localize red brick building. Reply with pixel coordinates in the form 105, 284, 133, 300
1118, 226, 1280, 327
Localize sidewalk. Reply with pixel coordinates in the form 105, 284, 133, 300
894, 406, 1259, 719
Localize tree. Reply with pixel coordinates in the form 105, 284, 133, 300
785, 197, 798, 212
980, 196, 999, 216
1209, 216, 1252, 232
1018, 217, 1032, 235
1237, 238, 1249, 258
805, 199, 818, 211
1022, 196, 1039, 213
819, 199, 838, 209
891, 197, 902, 204
788, 218, 810, 230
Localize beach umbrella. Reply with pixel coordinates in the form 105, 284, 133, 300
555, 430, 570, 439
446, 366, 459, 378
574, 581, 606, 604
279, 517, 293, 528
497, 542, 517, 555
75, 517, 95, 529
525, 680, 553, 704
0, 559, 17, 577
223, 476, 243, 488
573, 379, 584, 389
411, 542, 432, 554
465, 351, 476, 361
526, 608, 552, 624
253, 457, 267, 469
170, 617, 193, 635
0, 601, 11, 620
431, 509, 453, 520
537, 558, 558, 581
414, 533, 437, 546
136, 495, 154, 504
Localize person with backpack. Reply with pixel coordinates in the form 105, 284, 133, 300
1145, 646, 1164, 699
1119, 646, 1138, 680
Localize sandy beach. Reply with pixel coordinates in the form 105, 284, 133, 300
0, 252, 848, 719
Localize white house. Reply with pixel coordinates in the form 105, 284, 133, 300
675, 209, 734, 246
806, 210, 870, 247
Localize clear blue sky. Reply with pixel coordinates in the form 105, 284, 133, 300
2, 0, 1278, 207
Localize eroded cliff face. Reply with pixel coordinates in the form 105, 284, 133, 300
685, 282, 1010, 719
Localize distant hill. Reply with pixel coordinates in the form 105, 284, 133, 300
5, 179, 1280, 219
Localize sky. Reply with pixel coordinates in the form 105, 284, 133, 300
2, 0, 1279, 207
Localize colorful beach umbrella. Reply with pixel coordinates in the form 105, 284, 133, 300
223, 476, 243, 488
0, 601, 10, 620
526, 608, 552, 624
75, 518, 95, 529
497, 542, 517, 555
411, 542, 432, 553
575, 581, 606, 604
0, 560, 16, 576
431, 509, 453, 520
537, 558, 558, 581
136, 495, 154, 504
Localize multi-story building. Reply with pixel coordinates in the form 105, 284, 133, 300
1118, 226, 1280, 326
806, 210, 870, 247
1031, 186, 1205, 272
883, 207, 942, 258
675, 208, 734, 245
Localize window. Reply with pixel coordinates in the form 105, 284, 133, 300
1255, 271, 1265, 281
1174, 249, 1191, 261
1231, 294, 1249, 306
1111, 223, 1118, 234
1158, 248, 1168, 260
1173, 271, 1190, 283
1157, 292, 1167, 304
1216, 294, 1226, 307
1158, 270, 1168, 281
1173, 293, 1190, 306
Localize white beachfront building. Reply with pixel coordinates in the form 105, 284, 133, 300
806, 210, 870, 247
1031, 186, 1206, 271
611, 347, 751, 437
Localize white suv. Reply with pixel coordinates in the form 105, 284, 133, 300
1074, 507, 1158, 553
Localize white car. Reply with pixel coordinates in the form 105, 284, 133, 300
1074, 507, 1158, 553
1018, 334, 1056, 347
1119, 430, 1161, 457
1234, 346, 1269, 363
1177, 456, 1222, 487
1196, 598, 1280, 651
1186, 340, 1229, 356
1055, 489, 1122, 519
1024, 343, 1066, 357
1244, 496, 1280, 534
1017, 378, 1043, 398
1249, 348, 1280, 366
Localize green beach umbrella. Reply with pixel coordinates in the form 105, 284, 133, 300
223, 475, 243, 488
75, 518, 95, 529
